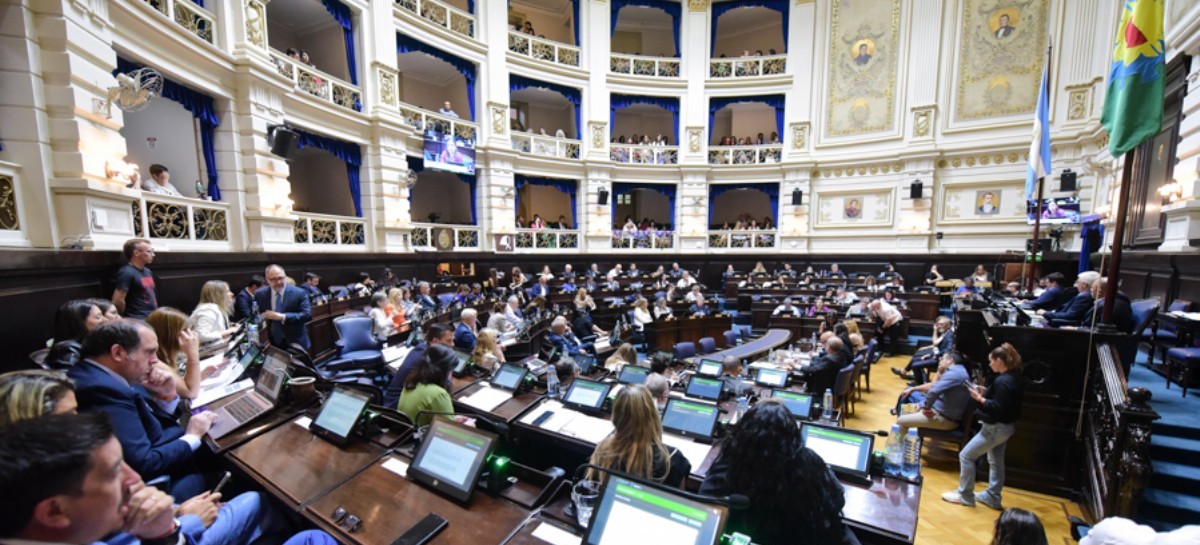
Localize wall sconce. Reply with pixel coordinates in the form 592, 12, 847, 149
105, 160, 139, 187
1158, 178, 1183, 203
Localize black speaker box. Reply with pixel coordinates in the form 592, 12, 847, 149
1060, 169, 1077, 192
270, 128, 298, 159
791, 189, 803, 206
909, 180, 923, 199
598, 188, 609, 205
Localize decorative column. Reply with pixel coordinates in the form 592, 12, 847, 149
584, 0, 610, 161
478, 151, 517, 251
677, 168, 709, 251
779, 166, 811, 252
680, 1, 708, 165
583, 165, 613, 250
1160, 7, 1200, 252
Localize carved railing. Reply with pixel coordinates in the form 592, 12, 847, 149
611, 230, 675, 250
142, 0, 215, 44
609, 145, 679, 165
511, 133, 581, 159
270, 50, 362, 112
708, 55, 786, 78
708, 145, 782, 165
708, 229, 777, 249
514, 229, 579, 250
394, 0, 475, 38
409, 222, 481, 250
1082, 342, 1159, 520
132, 194, 229, 242
0, 175, 18, 232
293, 212, 366, 245
609, 53, 680, 78
507, 31, 581, 68
397, 103, 478, 145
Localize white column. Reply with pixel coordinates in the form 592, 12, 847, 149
680, 2, 709, 165
1160, 5, 1200, 252
583, 0, 610, 160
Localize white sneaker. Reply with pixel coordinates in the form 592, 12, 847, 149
941, 491, 976, 507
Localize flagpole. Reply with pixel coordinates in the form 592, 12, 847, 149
1102, 150, 1135, 324
1027, 41, 1053, 292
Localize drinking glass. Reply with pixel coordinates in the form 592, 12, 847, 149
571, 480, 601, 528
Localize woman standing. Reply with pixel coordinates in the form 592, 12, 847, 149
190, 280, 238, 349
146, 307, 202, 400
588, 385, 690, 487
943, 343, 1024, 509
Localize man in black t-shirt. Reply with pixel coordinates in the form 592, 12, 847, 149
112, 238, 158, 318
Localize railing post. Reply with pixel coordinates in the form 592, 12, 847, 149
186, 203, 196, 240
1114, 387, 1158, 518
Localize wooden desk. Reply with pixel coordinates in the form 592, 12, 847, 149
644, 315, 731, 352
204, 405, 305, 454
699, 329, 792, 363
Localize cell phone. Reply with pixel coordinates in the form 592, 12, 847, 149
390, 513, 447, 545
211, 471, 232, 496
532, 410, 555, 427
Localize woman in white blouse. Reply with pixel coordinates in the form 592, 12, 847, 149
367, 292, 395, 341
653, 297, 673, 319
190, 280, 238, 349
575, 288, 597, 312
633, 298, 654, 331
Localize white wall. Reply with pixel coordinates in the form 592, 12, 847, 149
731, 108, 775, 142
120, 98, 200, 196
711, 189, 772, 225
289, 147, 357, 217
517, 184, 573, 226
411, 171, 472, 224
612, 8, 676, 56
526, 103, 576, 138
509, 3, 574, 44
614, 189, 670, 227
613, 110, 674, 144
266, 19, 349, 82
713, 12, 784, 57
399, 70, 471, 119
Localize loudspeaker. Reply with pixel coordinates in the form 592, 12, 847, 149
597, 188, 609, 205
909, 180, 923, 199
1060, 169, 1077, 192
791, 189, 803, 206
1025, 238, 1051, 253
270, 127, 298, 159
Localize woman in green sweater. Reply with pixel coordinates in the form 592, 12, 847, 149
396, 344, 458, 427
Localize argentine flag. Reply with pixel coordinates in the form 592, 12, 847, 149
1026, 62, 1052, 201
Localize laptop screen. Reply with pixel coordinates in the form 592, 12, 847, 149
407, 417, 497, 503
661, 399, 719, 438
618, 365, 651, 385
772, 390, 813, 419
800, 423, 874, 478
491, 363, 527, 390
755, 368, 789, 388
563, 379, 611, 411
685, 376, 723, 401
255, 348, 287, 402
584, 475, 727, 545
696, 360, 722, 377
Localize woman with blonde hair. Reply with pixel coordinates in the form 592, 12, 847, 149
0, 369, 77, 424
386, 287, 408, 329
472, 327, 506, 370
574, 288, 596, 312
605, 342, 638, 372
146, 307, 202, 400
588, 384, 690, 486
191, 280, 238, 348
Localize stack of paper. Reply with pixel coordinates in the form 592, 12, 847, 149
662, 434, 713, 469
458, 385, 513, 412
518, 401, 614, 444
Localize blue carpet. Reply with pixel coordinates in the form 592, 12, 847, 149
1130, 350, 1200, 530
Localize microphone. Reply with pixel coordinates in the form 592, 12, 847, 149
569, 463, 750, 510
413, 410, 510, 442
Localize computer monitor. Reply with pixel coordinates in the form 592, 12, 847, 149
618, 365, 651, 385
562, 379, 611, 412
772, 389, 813, 420
696, 359, 722, 377
754, 367, 789, 388
490, 363, 528, 391
685, 376, 723, 402
310, 387, 371, 446
583, 475, 728, 545
661, 399, 719, 439
800, 423, 874, 483
407, 417, 498, 503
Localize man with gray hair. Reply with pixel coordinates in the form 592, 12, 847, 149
455, 308, 478, 352
1041, 271, 1100, 326
548, 316, 589, 358
504, 295, 526, 331
799, 335, 847, 399
253, 264, 312, 349
416, 281, 438, 311
645, 373, 670, 412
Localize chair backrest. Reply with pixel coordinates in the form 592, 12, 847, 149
673, 342, 696, 360
955, 400, 979, 432
329, 285, 349, 298
334, 316, 380, 352
833, 364, 855, 397
698, 337, 717, 355
1168, 299, 1193, 313
866, 338, 880, 364
1130, 299, 1160, 337
723, 330, 738, 347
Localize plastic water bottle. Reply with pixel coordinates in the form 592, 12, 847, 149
736, 395, 750, 420
546, 365, 561, 399
884, 424, 902, 476
902, 428, 921, 479
822, 389, 834, 420
251, 301, 261, 325
243, 323, 255, 351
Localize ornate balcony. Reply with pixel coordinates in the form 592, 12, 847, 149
708, 55, 787, 79
131, 194, 229, 244
410, 223, 481, 250
271, 51, 362, 112
609, 53, 680, 78
511, 133, 581, 159
708, 145, 782, 165
612, 230, 675, 250
708, 229, 777, 249
141, 0, 215, 44
293, 213, 366, 246
508, 32, 581, 68
397, 103, 478, 145
394, 0, 475, 38
514, 229, 579, 250
609, 144, 679, 165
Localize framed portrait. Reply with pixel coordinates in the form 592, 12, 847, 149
844, 198, 864, 219
975, 191, 1001, 215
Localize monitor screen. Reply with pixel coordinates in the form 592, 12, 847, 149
1026, 196, 1081, 225
256, 351, 287, 402
407, 417, 497, 503
801, 423, 873, 477
618, 365, 651, 385
584, 476, 727, 545
685, 376, 723, 402
311, 388, 371, 443
564, 379, 611, 410
755, 368, 789, 388
423, 129, 476, 175
491, 363, 527, 390
661, 399, 719, 438
773, 390, 813, 419
696, 360, 722, 377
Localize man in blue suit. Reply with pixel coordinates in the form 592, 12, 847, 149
1042, 271, 1099, 326
415, 281, 438, 311
455, 309, 478, 352
1024, 273, 1064, 310
548, 316, 591, 357
68, 320, 218, 499
530, 275, 551, 300
255, 265, 312, 349
233, 275, 264, 321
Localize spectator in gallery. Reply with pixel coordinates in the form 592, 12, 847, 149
522, 21, 534, 35
438, 101, 459, 118
141, 164, 181, 196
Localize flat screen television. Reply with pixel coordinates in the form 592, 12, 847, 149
423, 127, 476, 175
1026, 196, 1081, 225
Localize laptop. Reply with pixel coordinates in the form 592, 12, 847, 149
754, 367, 789, 388
685, 376, 723, 402
800, 422, 875, 485
490, 363, 528, 391
310, 387, 372, 446
661, 398, 719, 440
407, 417, 498, 503
696, 359, 722, 377
617, 364, 651, 385
204, 346, 289, 440
562, 378, 612, 413
771, 389, 814, 420
583, 475, 728, 545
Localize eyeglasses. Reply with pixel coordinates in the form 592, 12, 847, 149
330, 506, 362, 533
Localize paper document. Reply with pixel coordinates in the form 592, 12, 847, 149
192, 378, 253, 408
520, 401, 579, 433
381, 457, 410, 477
382, 345, 412, 365
199, 354, 244, 391
531, 522, 580, 545
559, 414, 614, 444
458, 386, 513, 412
662, 434, 713, 470
294, 416, 312, 429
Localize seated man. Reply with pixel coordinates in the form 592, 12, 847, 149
689, 297, 711, 317
772, 297, 799, 316
560, 276, 578, 293
571, 310, 608, 340
454, 309, 479, 352
68, 320, 218, 499
893, 316, 954, 385
415, 281, 438, 311
798, 336, 847, 397
383, 324, 454, 409
548, 316, 592, 358
894, 351, 971, 433
1042, 271, 1099, 326
530, 275, 552, 300
1024, 273, 1065, 310
1080, 276, 1135, 333
719, 356, 753, 399
503, 295, 526, 331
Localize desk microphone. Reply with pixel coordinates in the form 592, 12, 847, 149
569, 463, 750, 510
412, 410, 510, 443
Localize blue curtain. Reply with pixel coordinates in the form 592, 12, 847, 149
710, 0, 788, 54
515, 175, 578, 227
708, 94, 785, 139
612, 0, 681, 57
573, 0, 580, 45
115, 58, 221, 200
1079, 219, 1105, 274
396, 33, 477, 120
322, 0, 358, 86
610, 93, 679, 145
406, 156, 477, 224
467, 0, 473, 13
510, 74, 582, 138
293, 128, 363, 217
612, 183, 676, 228
708, 183, 779, 224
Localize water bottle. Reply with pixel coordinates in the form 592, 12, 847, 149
736, 394, 750, 420
251, 301, 261, 325
546, 365, 561, 399
822, 389, 833, 420
884, 424, 902, 476
902, 428, 921, 479
243, 323, 255, 351
195, 180, 205, 197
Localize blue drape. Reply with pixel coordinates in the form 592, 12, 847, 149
406, 156, 477, 224
573, 0, 580, 45
612, 0, 681, 57
115, 58, 221, 200
612, 183, 676, 228
710, 0, 788, 54
467, 0, 473, 13
708, 183, 779, 224
293, 128, 363, 217
515, 175, 578, 227
708, 94, 785, 139
322, 0, 357, 86
1079, 219, 1105, 274
610, 93, 679, 145
396, 33, 477, 120
510, 74, 581, 138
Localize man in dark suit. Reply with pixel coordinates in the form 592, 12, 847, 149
690, 297, 711, 317
1042, 271, 1099, 326
300, 272, 324, 299
530, 275, 551, 300
234, 275, 264, 321
548, 317, 590, 357
1081, 277, 1135, 333
1024, 273, 1064, 310
994, 14, 1014, 39
68, 320, 218, 499
455, 308, 479, 352
415, 281, 438, 311
254, 265, 313, 349
799, 336, 848, 397
383, 324, 454, 409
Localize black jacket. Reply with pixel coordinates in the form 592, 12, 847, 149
1083, 292, 1135, 333
802, 351, 847, 396
979, 371, 1023, 425
45, 339, 82, 369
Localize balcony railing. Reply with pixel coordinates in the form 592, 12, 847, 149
709, 55, 787, 78
609, 53, 680, 78
394, 0, 475, 38
293, 213, 366, 245
612, 230, 675, 250
708, 145, 783, 165
511, 133, 581, 159
708, 229, 777, 249
132, 194, 229, 243
609, 144, 678, 165
410, 223, 481, 250
515, 229, 579, 250
508, 31, 581, 68
398, 103, 478, 145
142, 0, 215, 44
270, 50, 362, 112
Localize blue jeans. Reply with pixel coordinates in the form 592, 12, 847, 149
958, 422, 1016, 503
197, 492, 286, 545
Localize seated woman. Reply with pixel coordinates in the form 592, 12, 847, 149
633, 297, 653, 331
45, 299, 104, 369
0, 369, 77, 423
893, 316, 953, 384
972, 264, 990, 285
471, 328, 505, 371
486, 301, 513, 333
386, 288, 408, 329
367, 292, 395, 341
700, 400, 857, 545
588, 384, 690, 487
652, 297, 674, 320
806, 298, 832, 317
605, 343, 638, 372
396, 344, 461, 426
574, 288, 597, 312
190, 280, 238, 350
146, 307, 202, 400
